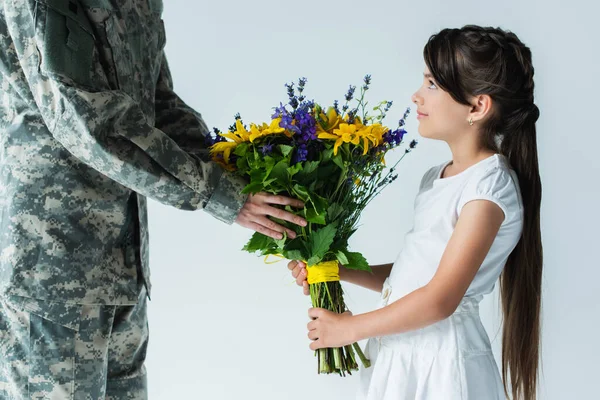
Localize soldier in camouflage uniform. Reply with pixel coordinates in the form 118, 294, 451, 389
0, 0, 307, 398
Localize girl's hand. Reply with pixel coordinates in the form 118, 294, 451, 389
307, 308, 356, 350
287, 260, 309, 296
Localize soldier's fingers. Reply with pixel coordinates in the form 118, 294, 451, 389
261, 204, 307, 228
244, 221, 284, 240
252, 216, 297, 239
259, 193, 305, 209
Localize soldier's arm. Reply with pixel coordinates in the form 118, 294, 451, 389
4, 0, 246, 223
153, 53, 214, 158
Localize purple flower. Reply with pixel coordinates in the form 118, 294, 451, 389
261, 144, 274, 156
363, 74, 372, 91
292, 144, 308, 164
271, 102, 287, 120
398, 107, 411, 128
345, 85, 356, 102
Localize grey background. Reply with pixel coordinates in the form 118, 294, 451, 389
145, 0, 599, 398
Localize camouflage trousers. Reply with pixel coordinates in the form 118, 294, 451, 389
0, 289, 148, 400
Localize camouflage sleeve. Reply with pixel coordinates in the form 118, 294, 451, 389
154, 53, 248, 223
4, 0, 246, 224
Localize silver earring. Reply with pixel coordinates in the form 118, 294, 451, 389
468, 117, 474, 126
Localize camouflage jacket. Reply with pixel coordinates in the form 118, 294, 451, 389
0, 0, 247, 305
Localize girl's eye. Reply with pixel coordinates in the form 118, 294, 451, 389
428, 80, 437, 89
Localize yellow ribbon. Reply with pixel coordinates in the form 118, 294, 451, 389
306, 260, 340, 285
264, 254, 286, 264
263, 255, 340, 285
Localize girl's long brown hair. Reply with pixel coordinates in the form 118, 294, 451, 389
424, 25, 543, 400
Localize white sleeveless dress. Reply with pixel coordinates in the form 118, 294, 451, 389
358, 154, 524, 400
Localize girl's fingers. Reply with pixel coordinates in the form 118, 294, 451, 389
292, 265, 301, 280
303, 282, 309, 296
296, 268, 306, 286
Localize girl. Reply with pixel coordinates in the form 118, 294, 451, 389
288, 25, 542, 400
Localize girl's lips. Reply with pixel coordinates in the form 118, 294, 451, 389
417, 112, 429, 119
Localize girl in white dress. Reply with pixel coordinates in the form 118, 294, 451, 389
288, 25, 542, 400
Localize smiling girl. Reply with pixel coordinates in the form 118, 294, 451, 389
288, 25, 543, 400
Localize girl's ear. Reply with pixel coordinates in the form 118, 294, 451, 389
468, 94, 493, 123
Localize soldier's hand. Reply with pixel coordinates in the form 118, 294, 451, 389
235, 192, 307, 240
288, 260, 309, 296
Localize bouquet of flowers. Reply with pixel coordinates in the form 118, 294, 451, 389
208, 76, 417, 376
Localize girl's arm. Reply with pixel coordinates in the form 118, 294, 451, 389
306, 199, 505, 350
339, 263, 393, 292
351, 199, 505, 341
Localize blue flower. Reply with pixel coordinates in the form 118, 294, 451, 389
261, 143, 274, 156
363, 75, 371, 91
405, 139, 418, 153
271, 102, 287, 120
292, 144, 308, 164
345, 85, 357, 102
384, 101, 393, 113
398, 107, 411, 128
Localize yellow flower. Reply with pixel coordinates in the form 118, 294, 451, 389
220, 120, 250, 143
210, 141, 237, 164
249, 118, 287, 142
318, 123, 361, 155
358, 123, 388, 155
317, 107, 341, 133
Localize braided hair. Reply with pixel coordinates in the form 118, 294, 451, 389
424, 25, 543, 400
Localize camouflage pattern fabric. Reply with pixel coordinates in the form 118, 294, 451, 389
0, 0, 248, 305
0, 287, 149, 399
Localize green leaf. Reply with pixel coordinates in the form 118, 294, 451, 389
270, 160, 290, 183
327, 203, 345, 221
285, 250, 304, 261
309, 193, 328, 215
344, 251, 371, 272
279, 145, 294, 157
292, 184, 310, 202
284, 237, 310, 261
302, 161, 320, 175
307, 256, 321, 267
306, 208, 326, 225
233, 143, 249, 157
287, 162, 303, 179
241, 181, 264, 194
308, 224, 337, 261
336, 251, 349, 266
321, 148, 334, 162
332, 153, 345, 170
243, 232, 273, 253
263, 156, 276, 178
274, 232, 287, 250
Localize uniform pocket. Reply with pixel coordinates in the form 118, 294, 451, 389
35, 0, 96, 87
28, 312, 77, 399
2, 296, 80, 399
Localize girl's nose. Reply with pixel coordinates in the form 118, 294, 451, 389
411, 92, 423, 106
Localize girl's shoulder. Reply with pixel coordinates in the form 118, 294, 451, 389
458, 155, 523, 221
